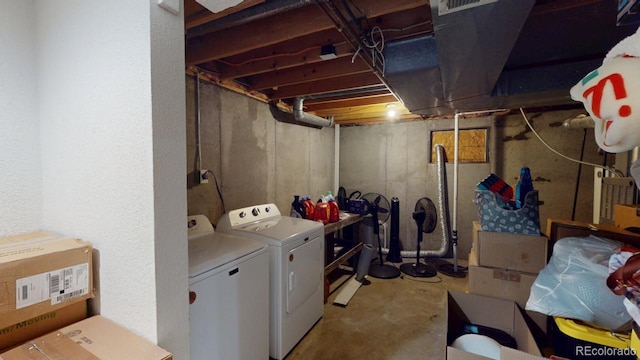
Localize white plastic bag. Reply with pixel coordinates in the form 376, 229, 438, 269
525, 235, 631, 330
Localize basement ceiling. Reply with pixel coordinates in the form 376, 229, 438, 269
185, 0, 639, 125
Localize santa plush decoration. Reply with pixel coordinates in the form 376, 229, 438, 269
570, 25, 640, 325
570, 26, 640, 155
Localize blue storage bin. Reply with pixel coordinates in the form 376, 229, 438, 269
474, 190, 540, 235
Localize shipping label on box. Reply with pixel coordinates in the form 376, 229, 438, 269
0, 232, 93, 329
476, 230, 548, 274
16, 263, 90, 309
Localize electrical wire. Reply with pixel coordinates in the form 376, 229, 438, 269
519, 108, 621, 177
193, 68, 226, 214
206, 170, 226, 214
365, 26, 385, 73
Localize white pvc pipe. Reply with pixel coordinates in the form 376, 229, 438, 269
453, 113, 459, 271
334, 124, 340, 195
451, 109, 506, 269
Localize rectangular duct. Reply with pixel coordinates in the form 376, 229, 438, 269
383, 35, 452, 116
437, 0, 498, 16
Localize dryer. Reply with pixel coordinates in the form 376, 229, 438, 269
217, 204, 324, 360
188, 215, 270, 360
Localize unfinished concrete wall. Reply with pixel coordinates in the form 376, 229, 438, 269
496, 109, 605, 229
340, 109, 604, 260
186, 76, 334, 224
340, 118, 492, 260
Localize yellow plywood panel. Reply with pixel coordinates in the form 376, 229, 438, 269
431, 129, 487, 163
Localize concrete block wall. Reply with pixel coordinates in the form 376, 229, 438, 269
496, 109, 606, 230
186, 76, 334, 225
185, 75, 606, 260
340, 109, 605, 260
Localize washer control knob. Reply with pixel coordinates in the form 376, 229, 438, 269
239, 211, 246, 218
265, 206, 271, 213
252, 208, 260, 217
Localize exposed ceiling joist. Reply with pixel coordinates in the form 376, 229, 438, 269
184, 0, 635, 125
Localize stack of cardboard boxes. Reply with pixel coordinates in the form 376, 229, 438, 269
468, 221, 550, 334
0, 232, 172, 359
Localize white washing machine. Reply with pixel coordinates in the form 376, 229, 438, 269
217, 204, 324, 360
188, 215, 270, 360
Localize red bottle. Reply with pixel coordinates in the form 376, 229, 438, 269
303, 196, 315, 220
328, 200, 340, 223
315, 201, 329, 225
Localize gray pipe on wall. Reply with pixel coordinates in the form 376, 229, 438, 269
378, 144, 451, 258
293, 98, 333, 127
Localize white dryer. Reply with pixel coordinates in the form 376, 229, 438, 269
188, 215, 270, 360
217, 204, 324, 360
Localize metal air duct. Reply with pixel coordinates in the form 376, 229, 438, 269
292, 98, 333, 127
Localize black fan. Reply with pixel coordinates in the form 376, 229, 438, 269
400, 198, 438, 277
361, 193, 400, 279
360, 192, 390, 226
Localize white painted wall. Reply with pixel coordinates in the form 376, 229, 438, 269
149, 2, 189, 358
0, 1, 41, 236
2, 1, 188, 358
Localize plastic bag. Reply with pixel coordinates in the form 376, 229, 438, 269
525, 235, 631, 331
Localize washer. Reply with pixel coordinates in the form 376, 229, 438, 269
188, 215, 269, 360
217, 204, 324, 360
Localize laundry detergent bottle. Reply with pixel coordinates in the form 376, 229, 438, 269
328, 199, 340, 223
314, 196, 330, 225
302, 196, 315, 220
290, 195, 305, 218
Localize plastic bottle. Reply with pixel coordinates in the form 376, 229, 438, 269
314, 195, 330, 224
290, 195, 305, 218
515, 167, 534, 209
328, 199, 340, 223
302, 196, 315, 220
326, 190, 334, 201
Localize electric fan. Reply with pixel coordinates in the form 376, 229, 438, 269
400, 197, 438, 277
361, 193, 400, 279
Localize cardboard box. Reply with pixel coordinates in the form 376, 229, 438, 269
468, 266, 536, 310
446, 291, 544, 359
0, 300, 87, 352
472, 227, 548, 274
0, 316, 172, 360
468, 265, 547, 334
0, 232, 93, 329
546, 218, 640, 249
0, 331, 98, 360
614, 203, 640, 230
60, 316, 172, 359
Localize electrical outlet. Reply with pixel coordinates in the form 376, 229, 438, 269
200, 170, 209, 184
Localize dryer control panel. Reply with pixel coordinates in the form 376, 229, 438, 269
220, 204, 281, 227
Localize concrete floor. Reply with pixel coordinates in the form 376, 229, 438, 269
286, 260, 469, 360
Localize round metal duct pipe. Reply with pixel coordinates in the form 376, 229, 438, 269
293, 98, 334, 127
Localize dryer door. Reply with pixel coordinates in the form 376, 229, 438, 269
286, 235, 322, 314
